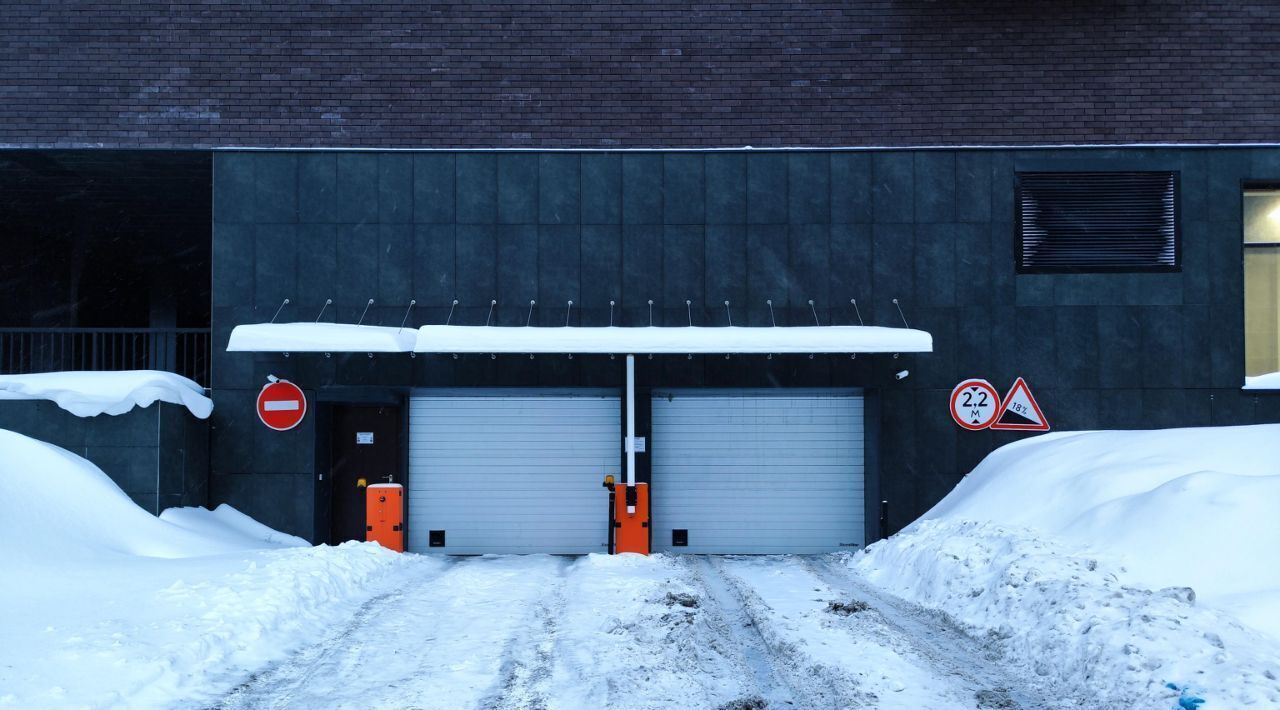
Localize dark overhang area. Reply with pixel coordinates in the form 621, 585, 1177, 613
0, 150, 211, 328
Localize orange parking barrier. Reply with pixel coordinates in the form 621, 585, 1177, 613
366, 483, 404, 552
611, 482, 650, 555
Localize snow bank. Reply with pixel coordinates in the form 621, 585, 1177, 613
0, 428, 406, 708
1, 542, 405, 709
855, 425, 1280, 708
227, 322, 417, 352
0, 370, 212, 418
0, 428, 285, 559
160, 503, 310, 549
414, 324, 933, 354
854, 521, 1280, 708
919, 425, 1280, 634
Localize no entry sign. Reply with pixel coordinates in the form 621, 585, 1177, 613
949, 379, 1000, 431
257, 378, 306, 431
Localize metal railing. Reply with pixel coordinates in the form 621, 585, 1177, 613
0, 328, 211, 388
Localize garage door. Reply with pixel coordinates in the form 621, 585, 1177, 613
651, 389, 864, 554
408, 390, 620, 554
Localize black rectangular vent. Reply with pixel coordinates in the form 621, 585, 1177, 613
1016, 171, 1179, 272
672, 529, 688, 547
428, 530, 446, 547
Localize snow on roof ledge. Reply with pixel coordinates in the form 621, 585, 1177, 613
413, 325, 932, 354
0, 371, 213, 419
1243, 372, 1280, 391
227, 322, 417, 353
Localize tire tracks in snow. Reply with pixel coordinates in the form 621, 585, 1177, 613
800, 556, 1074, 710
479, 556, 571, 710
685, 555, 871, 709
685, 556, 798, 708
211, 556, 456, 710
211, 555, 572, 710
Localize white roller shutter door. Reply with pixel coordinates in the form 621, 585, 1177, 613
651, 389, 864, 554
408, 390, 620, 554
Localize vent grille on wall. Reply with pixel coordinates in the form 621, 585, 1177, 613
1016, 171, 1179, 272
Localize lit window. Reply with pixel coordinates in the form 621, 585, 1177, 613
1244, 188, 1280, 383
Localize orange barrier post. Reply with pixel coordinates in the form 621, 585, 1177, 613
366, 483, 404, 552
612, 482, 650, 555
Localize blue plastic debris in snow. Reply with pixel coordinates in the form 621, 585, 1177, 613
1164, 683, 1205, 710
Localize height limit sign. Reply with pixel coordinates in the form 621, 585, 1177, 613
949, 379, 1000, 431
949, 377, 1051, 432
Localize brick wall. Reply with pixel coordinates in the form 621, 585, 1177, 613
2, 2, 1277, 149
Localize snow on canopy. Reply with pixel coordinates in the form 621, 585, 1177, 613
227, 322, 417, 353
413, 324, 933, 354
227, 322, 932, 354
0, 370, 212, 418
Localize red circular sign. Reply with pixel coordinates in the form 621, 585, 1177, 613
257, 380, 307, 431
949, 379, 1000, 431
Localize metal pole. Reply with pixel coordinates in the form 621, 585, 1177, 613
879, 500, 889, 540
626, 354, 636, 511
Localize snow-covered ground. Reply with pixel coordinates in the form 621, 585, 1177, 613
217, 553, 1071, 710
1, 427, 1065, 709
855, 424, 1280, 708
5, 424, 1280, 708
0, 429, 406, 708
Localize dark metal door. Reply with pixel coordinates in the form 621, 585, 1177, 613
329, 405, 402, 545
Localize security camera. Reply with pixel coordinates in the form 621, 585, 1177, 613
895, 370, 910, 381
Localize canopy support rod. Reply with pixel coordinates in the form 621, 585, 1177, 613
357, 299, 374, 326
270, 298, 290, 324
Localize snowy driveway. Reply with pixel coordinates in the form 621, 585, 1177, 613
214, 553, 1070, 710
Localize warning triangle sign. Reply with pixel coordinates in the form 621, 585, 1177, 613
990, 377, 1050, 431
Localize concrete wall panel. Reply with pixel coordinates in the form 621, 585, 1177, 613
211, 148, 1280, 540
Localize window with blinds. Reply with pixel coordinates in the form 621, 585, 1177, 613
1015, 171, 1179, 272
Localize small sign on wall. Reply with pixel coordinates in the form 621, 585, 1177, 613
256, 378, 307, 432
356, 432, 375, 445
950, 377, 1050, 432
949, 379, 1001, 430
990, 378, 1049, 431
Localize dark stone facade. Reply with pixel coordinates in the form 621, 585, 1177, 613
0, 401, 210, 514
2, 2, 1278, 148
212, 147, 1280, 541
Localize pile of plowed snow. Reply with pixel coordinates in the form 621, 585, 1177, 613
854, 424, 1280, 708
0, 428, 302, 559
0, 429, 403, 709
